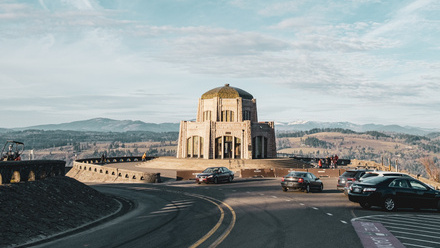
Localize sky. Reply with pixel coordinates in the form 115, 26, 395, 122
1, 0, 439, 129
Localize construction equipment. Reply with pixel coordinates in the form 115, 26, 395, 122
1, 140, 24, 161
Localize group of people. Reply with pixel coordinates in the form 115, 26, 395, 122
317, 155, 339, 168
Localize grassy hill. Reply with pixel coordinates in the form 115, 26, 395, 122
277, 129, 440, 176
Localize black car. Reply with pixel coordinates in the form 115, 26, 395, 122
348, 176, 440, 211
337, 169, 372, 193
281, 171, 323, 193
196, 167, 234, 184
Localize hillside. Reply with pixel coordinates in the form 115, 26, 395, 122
2, 118, 439, 136
277, 129, 440, 176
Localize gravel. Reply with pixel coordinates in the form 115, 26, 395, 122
0, 177, 120, 247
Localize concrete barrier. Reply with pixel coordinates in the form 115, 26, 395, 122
240, 168, 275, 178
0, 160, 65, 185
176, 170, 203, 180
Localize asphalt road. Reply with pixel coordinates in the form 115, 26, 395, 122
33, 177, 440, 248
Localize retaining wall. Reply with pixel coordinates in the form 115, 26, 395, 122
67, 161, 159, 183
0, 160, 65, 185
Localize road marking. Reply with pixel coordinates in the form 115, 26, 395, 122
299, 203, 305, 206
340, 220, 347, 224
272, 196, 278, 199
312, 207, 319, 210
189, 197, 225, 248
326, 213, 333, 216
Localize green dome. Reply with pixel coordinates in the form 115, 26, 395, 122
201, 84, 254, 100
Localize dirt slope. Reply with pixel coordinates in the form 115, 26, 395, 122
0, 177, 120, 247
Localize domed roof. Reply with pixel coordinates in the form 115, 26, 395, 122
201, 84, 254, 100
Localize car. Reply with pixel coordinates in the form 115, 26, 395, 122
281, 171, 323, 193
337, 169, 372, 193
348, 176, 440, 211
358, 171, 412, 182
196, 167, 234, 184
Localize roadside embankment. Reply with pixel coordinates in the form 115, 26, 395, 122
0, 177, 120, 247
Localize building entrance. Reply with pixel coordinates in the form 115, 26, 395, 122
215, 136, 241, 159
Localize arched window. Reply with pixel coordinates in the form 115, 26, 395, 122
187, 136, 204, 158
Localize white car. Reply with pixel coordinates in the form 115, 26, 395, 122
358, 171, 412, 182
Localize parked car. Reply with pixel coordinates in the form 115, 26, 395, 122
358, 171, 412, 182
337, 169, 372, 194
196, 167, 234, 184
348, 176, 440, 211
281, 171, 323, 193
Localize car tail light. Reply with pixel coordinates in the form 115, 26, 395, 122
281, 177, 285, 182
347, 178, 355, 181
298, 178, 304, 183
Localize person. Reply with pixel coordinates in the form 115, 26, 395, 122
101, 153, 106, 164
318, 159, 322, 168
7, 145, 15, 161
142, 152, 147, 161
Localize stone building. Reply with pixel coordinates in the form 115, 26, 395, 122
177, 84, 276, 159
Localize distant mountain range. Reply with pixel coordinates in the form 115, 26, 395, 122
1, 118, 438, 136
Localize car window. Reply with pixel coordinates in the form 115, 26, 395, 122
362, 173, 378, 179
341, 171, 357, 177
309, 173, 316, 179
409, 180, 428, 190
290, 172, 306, 177
389, 179, 410, 188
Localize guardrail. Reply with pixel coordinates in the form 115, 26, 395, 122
76, 156, 155, 164
176, 168, 346, 181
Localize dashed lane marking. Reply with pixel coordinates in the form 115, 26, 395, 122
326, 213, 333, 216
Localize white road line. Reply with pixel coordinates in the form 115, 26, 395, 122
391, 231, 440, 240
299, 203, 305, 206
272, 196, 278, 198
385, 225, 440, 235
285, 200, 291, 202
326, 213, 333, 216
340, 220, 347, 224
259, 193, 265, 196
395, 236, 440, 245
377, 219, 439, 229
402, 242, 435, 248
312, 207, 319, 210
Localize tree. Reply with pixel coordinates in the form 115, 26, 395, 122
420, 157, 440, 182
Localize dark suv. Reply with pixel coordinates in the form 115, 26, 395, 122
337, 169, 372, 194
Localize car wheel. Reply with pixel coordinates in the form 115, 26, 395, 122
360, 202, 371, 209
383, 197, 396, 211
319, 183, 324, 192
282, 187, 288, 192
305, 184, 310, 193
214, 177, 218, 184
228, 176, 233, 183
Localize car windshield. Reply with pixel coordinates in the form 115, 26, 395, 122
203, 168, 219, 173
341, 171, 358, 177
361, 173, 378, 179
359, 176, 389, 185
288, 172, 306, 177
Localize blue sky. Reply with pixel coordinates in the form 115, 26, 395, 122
1, 0, 439, 129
